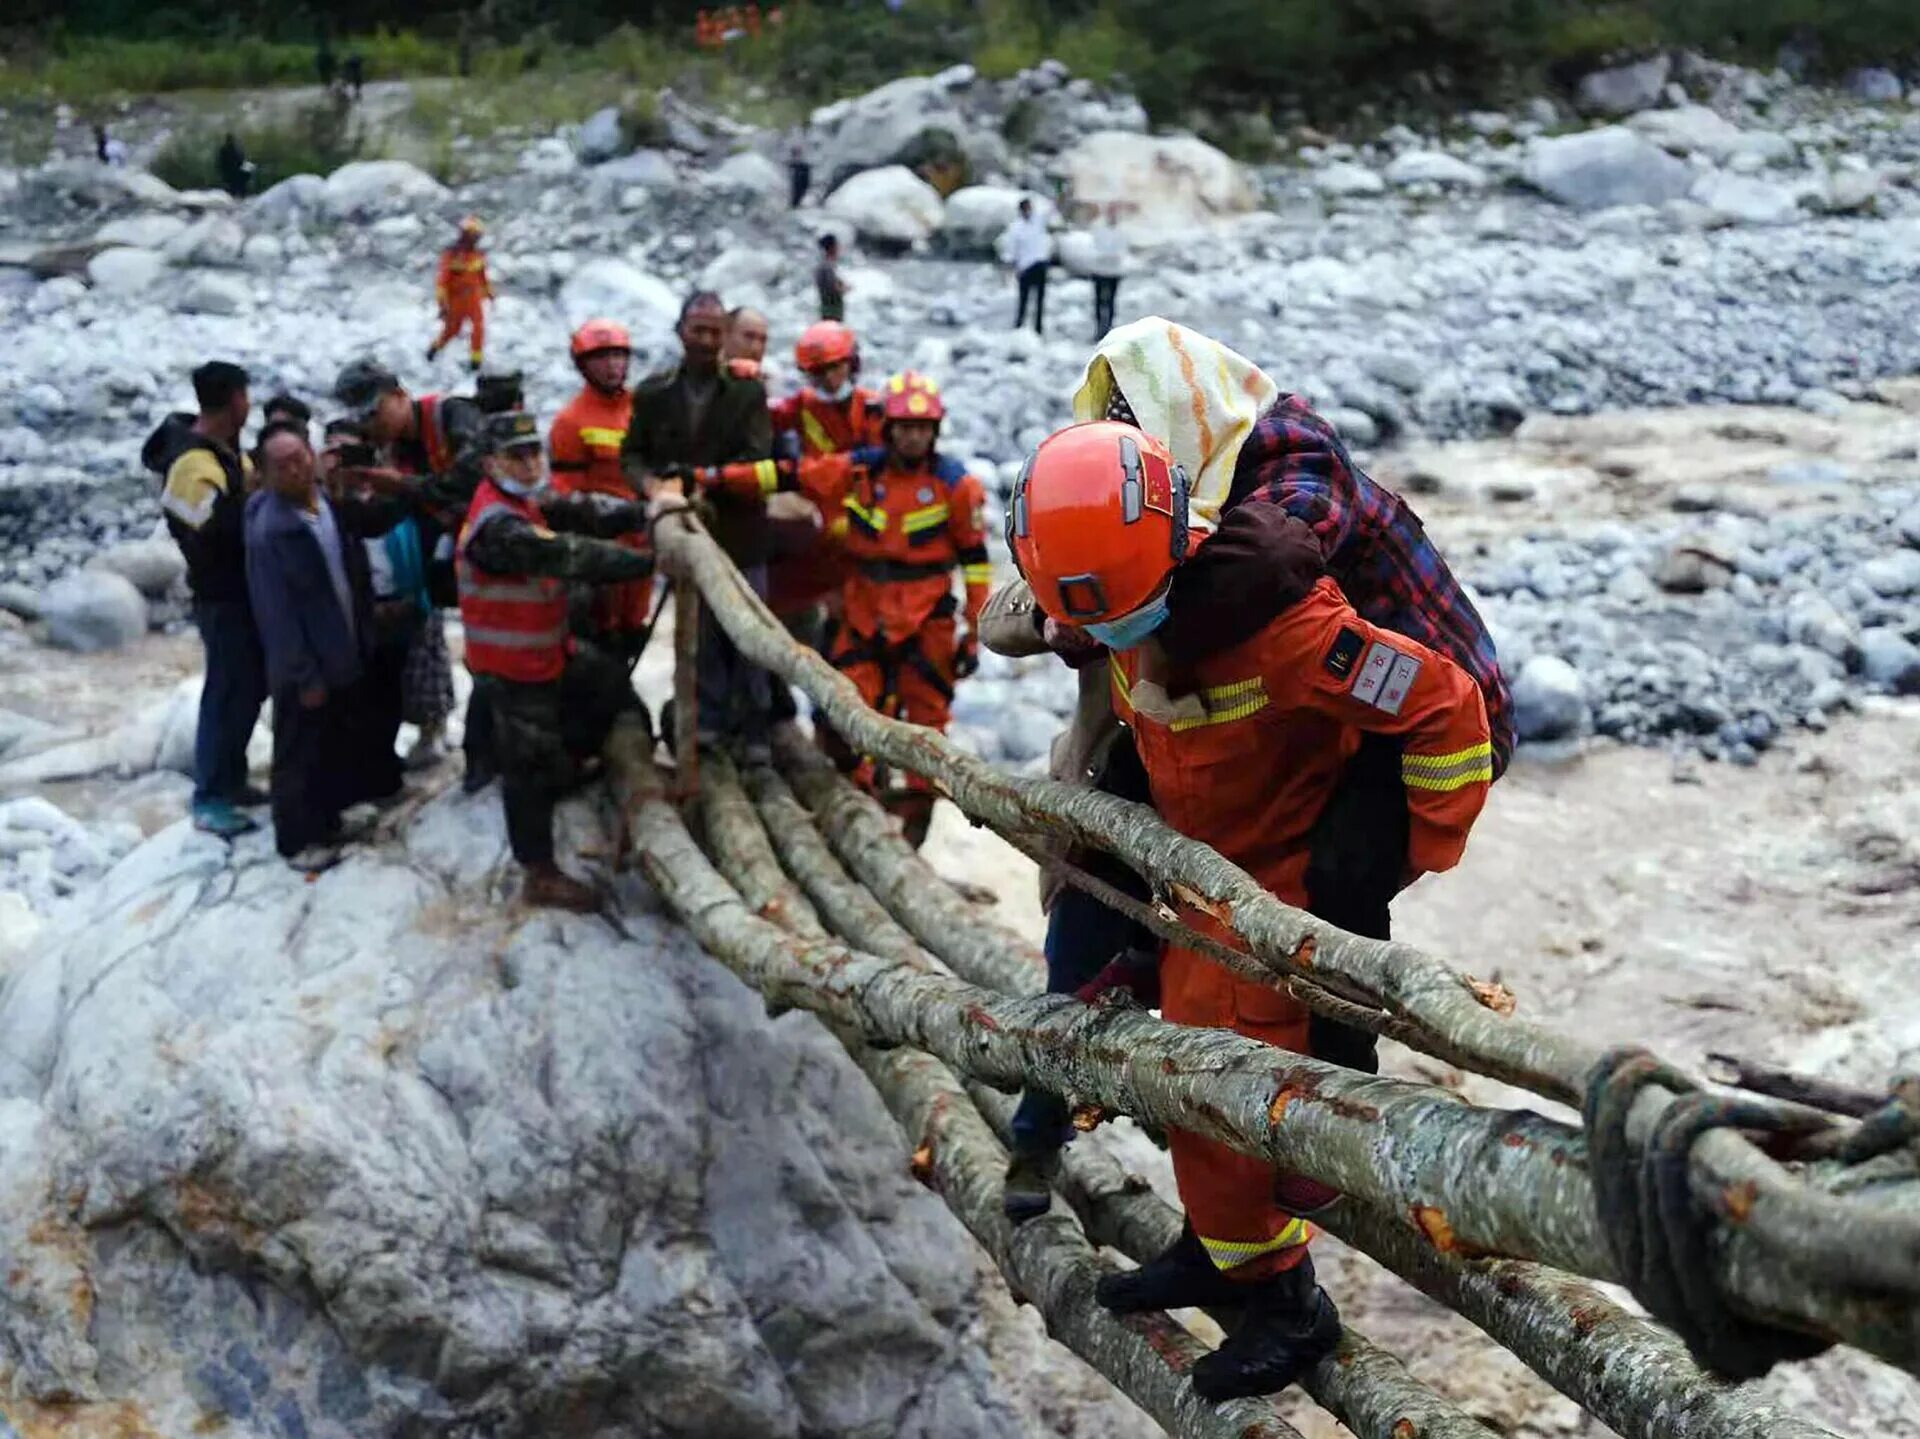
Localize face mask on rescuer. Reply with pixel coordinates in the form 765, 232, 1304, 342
820, 378, 855, 403
1084, 590, 1171, 651
491, 469, 537, 497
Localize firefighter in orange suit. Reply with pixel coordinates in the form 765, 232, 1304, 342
1007, 421, 1494, 1403
428, 215, 493, 371
686, 371, 990, 845
550, 319, 654, 660
765, 321, 885, 632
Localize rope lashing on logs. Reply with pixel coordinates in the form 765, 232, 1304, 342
1584, 1048, 1841, 1379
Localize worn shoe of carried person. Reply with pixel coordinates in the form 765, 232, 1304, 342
523, 863, 601, 913
405, 734, 448, 772
1189, 1255, 1341, 1403
284, 844, 343, 875
1094, 1224, 1252, 1313
1002, 1145, 1060, 1224
192, 799, 258, 838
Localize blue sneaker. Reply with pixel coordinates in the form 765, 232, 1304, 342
192, 800, 259, 838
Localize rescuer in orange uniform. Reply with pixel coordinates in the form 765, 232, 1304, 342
687, 371, 990, 845
428, 216, 493, 371
1007, 421, 1494, 1402
765, 321, 884, 643
549, 319, 654, 660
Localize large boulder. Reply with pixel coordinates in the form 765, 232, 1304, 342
808, 67, 978, 187
1055, 132, 1256, 236
161, 213, 247, 267
172, 270, 252, 316
85, 246, 168, 296
1690, 171, 1800, 227
38, 570, 148, 653
576, 105, 628, 164
557, 258, 680, 346
824, 166, 947, 249
1845, 67, 1906, 104
1511, 654, 1589, 741
1575, 54, 1672, 116
1382, 151, 1489, 189
249, 173, 328, 226
320, 160, 449, 221
1521, 127, 1693, 210
586, 149, 678, 193
20, 162, 184, 217
87, 538, 187, 599
0, 800, 1026, 1437
1314, 162, 1387, 197
93, 214, 189, 249
937, 185, 1056, 256
705, 151, 787, 205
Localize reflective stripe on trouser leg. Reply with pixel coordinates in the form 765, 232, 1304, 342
1161, 941, 1314, 1279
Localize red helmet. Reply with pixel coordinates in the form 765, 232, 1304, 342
882, 370, 945, 423
570, 318, 632, 360
1008, 422, 1193, 625
794, 320, 857, 374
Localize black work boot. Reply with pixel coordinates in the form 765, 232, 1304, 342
1001, 1145, 1059, 1224
1095, 1226, 1249, 1313
1190, 1256, 1342, 1403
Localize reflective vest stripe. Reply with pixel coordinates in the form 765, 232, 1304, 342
844, 497, 886, 532
579, 426, 626, 448
801, 408, 837, 456
457, 481, 569, 683
961, 562, 993, 586
754, 459, 780, 495
1198, 1218, 1311, 1270
463, 624, 570, 648
1401, 742, 1493, 792
901, 502, 950, 534
462, 579, 557, 602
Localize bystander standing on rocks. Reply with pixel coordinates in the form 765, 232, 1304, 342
1088, 200, 1129, 338
998, 198, 1054, 336
815, 234, 847, 322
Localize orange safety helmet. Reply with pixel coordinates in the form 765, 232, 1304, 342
882, 370, 944, 423
570, 318, 632, 359
1007, 421, 1194, 625
794, 320, 858, 374
458, 214, 485, 236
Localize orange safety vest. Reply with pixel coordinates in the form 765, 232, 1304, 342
437, 247, 489, 303
418, 394, 457, 475
456, 478, 570, 684
838, 453, 989, 645
549, 386, 653, 634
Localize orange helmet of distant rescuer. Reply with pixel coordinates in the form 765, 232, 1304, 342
1007, 421, 1195, 640
793, 320, 857, 375
570, 319, 631, 360
881, 370, 944, 424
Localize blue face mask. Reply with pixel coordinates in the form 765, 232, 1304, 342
1084, 590, 1171, 651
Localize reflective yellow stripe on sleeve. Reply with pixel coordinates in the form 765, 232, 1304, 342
1169, 677, 1269, 732
1401, 742, 1494, 792
962, 563, 993, 585
578, 426, 626, 449
1198, 1218, 1312, 1271
753, 459, 780, 495
843, 497, 886, 532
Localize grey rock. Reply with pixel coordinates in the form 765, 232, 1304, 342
0, 798, 1027, 1436
172, 271, 251, 317
706, 151, 787, 205
1767, 459, 1852, 487
320, 160, 449, 221
1314, 162, 1386, 198
1511, 654, 1588, 741
1383, 151, 1488, 189
577, 106, 628, 164
1844, 67, 1906, 104
87, 538, 186, 599
249, 172, 328, 226
1860, 551, 1920, 597
85, 246, 167, 296
1522, 128, 1692, 211
1690, 171, 1799, 227
39, 570, 148, 652
1860, 629, 1920, 693
1323, 406, 1379, 447
1576, 55, 1673, 116
1783, 590, 1862, 668
1652, 543, 1733, 594
824, 166, 946, 248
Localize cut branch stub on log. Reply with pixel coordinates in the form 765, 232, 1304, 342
607, 729, 1919, 1374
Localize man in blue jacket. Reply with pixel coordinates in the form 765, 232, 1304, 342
245, 421, 403, 870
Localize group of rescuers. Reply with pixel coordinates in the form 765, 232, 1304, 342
176, 206, 1519, 1400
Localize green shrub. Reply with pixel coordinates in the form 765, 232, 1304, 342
151, 94, 379, 192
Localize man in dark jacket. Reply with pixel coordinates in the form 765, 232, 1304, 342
143, 360, 266, 838
621, 290, 776, 758
245, 422, 402, 870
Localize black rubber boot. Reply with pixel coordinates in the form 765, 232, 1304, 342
1001, 1145, 1059, 1224
1094, 1226, 1249, 1314
1190, 1257, 1342, 1403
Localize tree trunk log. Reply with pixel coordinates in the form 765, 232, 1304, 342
671, 587, 701, 799
697, 751, 828, 941
650, 516, 1920, 1370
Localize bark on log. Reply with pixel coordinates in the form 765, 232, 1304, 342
618, 730, 1306, 1437
671, 587, 701, 798
652, 516, 1920, 1368
739, 762, 928, 966
769, 725, 1046, 996
697, 751, 827, 940
962, 1090, 1503, 1439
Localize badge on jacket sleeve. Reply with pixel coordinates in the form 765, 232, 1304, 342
1323, 627, 1365, 680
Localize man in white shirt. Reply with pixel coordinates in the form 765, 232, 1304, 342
998, 198, 1054, 336
1089, 201, 1129, 339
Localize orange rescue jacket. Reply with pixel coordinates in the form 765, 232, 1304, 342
456, 479, 570, 683
436, 246, 491, 306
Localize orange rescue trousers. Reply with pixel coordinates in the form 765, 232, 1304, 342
1163, 939, 1317, 1279
431, 298, 487, 367
829, 616, 958, 845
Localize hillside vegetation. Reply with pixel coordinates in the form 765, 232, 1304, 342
3, 1, 1918, 120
